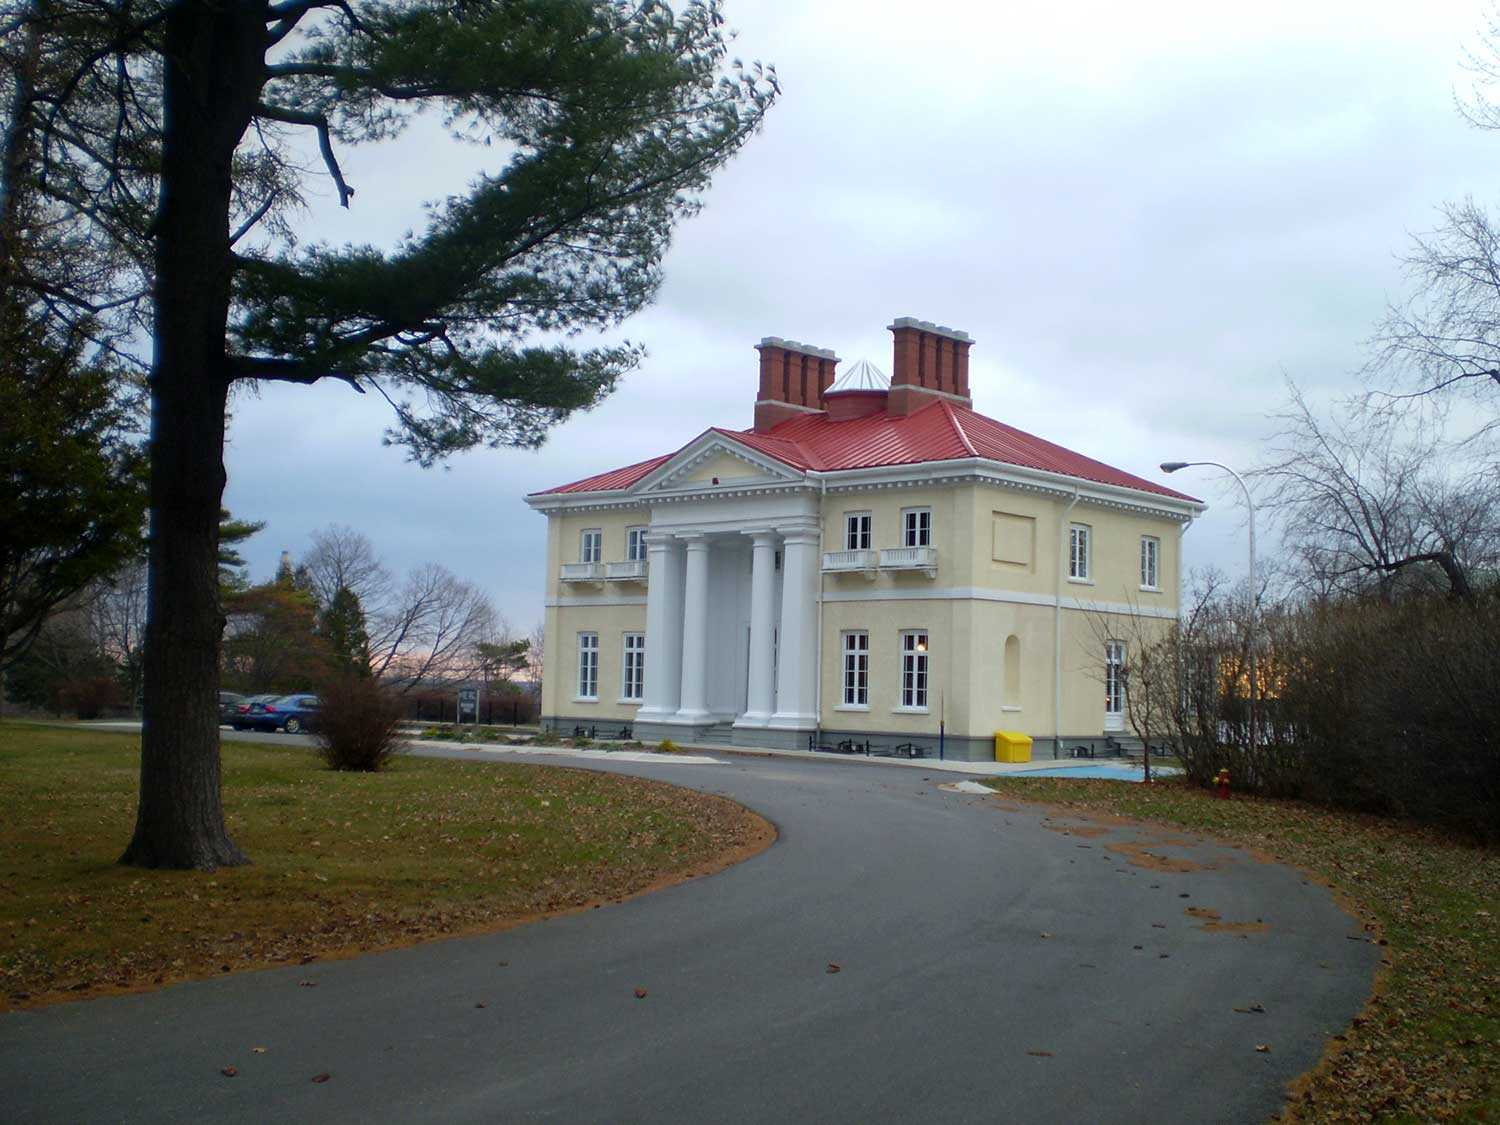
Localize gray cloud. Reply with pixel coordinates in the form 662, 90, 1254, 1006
223, 0, 1496, 627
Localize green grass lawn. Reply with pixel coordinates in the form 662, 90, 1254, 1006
983, 775, 1497, 1123
0, 723, 769, 1010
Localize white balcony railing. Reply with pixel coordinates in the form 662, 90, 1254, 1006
878, 545, 938, 574
560, 561, 604, 582
605, 559, 648, 581
821, 549, 877, 573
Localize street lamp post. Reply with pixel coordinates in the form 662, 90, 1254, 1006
1160, 460, 1258, 752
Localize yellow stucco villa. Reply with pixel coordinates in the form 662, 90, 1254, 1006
525, 317, 1205, 761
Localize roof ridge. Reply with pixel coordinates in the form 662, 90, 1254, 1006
717, 425, 820, 472
941, 399, 978, 458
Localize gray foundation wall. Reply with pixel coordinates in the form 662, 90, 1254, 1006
543, 715, 1134, 764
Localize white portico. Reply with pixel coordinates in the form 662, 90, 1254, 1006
634, 492, 823, 744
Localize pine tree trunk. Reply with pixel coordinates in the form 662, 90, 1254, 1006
120, 1, 264, 870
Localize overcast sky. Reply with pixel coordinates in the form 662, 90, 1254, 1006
223, 0, 1499, 632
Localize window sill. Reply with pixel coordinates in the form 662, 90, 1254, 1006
616, 698, 643, 706
1139, 585, 1161, 593
893, 706, 930, 715
1000, 705, 1021, 713
1067, 576, 1094, 586
834, 703, 870, 712
572, 696, 598, 705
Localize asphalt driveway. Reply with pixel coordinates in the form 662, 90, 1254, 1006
0, 745, 1378, 1124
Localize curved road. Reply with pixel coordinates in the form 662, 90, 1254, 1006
1, 744, 1377, 1123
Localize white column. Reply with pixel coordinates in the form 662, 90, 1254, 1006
769, 527, 821, 729
637, 532, 684, 721
675, 534, 712, 722
734, 530, 779, 728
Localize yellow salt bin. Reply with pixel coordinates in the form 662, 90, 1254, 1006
995, 730, 1032, 763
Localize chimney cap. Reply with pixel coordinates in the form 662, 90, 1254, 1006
886, 316, 973, 343
756, 336, 839, 361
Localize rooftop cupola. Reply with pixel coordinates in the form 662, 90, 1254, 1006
822, 358, 890, 420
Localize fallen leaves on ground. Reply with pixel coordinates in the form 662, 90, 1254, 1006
0, 724, 767, 1011
982, 774, 1499, 1123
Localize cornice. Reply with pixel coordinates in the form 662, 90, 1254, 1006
525, 455, 1205, 522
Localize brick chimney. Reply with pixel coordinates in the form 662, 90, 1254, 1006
886, 317, 973, 416
754, 337, 839, 433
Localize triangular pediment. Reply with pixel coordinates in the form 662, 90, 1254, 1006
629, 431, 803, 494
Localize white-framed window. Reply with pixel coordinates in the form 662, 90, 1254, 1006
1105, 640, 1125, 716
621, 633, 645, 701
903, 507, 932, 548
626, 526, 648, 562
845, 511, 872, 551
576, 632, 599, 700
841, 631, 869, 707
900, 630, 929, 710
1140, 535, 1160, 590
579, 528, 602, 563
1069, 523, 1091, 581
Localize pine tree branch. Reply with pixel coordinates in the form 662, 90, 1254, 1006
252, 102, 353, 207
226, 354, 363, 391
228, 189, 279, 247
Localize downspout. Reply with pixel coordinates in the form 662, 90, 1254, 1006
1054, 486, 1081, 760
814, 474, 826, 746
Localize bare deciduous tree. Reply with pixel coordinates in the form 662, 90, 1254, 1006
301, 526, 391, 614
1260, 386, 1497, 601
1373, 197, 1500, 442
83, 559, 148, 710
1369, 8, 1500, 443
368, 564, 496, 691
299, 527, 500, 690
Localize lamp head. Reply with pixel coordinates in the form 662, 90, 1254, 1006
1159, 461, 1189, 474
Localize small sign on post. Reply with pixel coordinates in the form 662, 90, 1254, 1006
457, 686, 478, 725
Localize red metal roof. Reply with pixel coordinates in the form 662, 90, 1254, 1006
537, 399, 1198, 503
538, 452, 673, 495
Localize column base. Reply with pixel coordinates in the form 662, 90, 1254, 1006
732, 711, 772, 729
634, 706, 680, 723
767, 711, 818, 730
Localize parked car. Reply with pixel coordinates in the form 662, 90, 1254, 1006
231, 693, 281, 730
218, 692, 245, 723
241, 693, 321, 734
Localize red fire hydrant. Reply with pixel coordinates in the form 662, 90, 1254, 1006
1215, 768, 1231, 800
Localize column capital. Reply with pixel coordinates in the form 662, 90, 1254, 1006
740, 528, 780, 546
677, 531, 711, 550
778, 527, 822, 548
643, 530, 679, 549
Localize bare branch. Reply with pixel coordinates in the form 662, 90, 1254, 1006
253, 103, 353, 207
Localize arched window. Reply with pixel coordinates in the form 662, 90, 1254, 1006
1003, 634, 1020, 708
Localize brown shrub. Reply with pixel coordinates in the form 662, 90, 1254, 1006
56, 675, 125, 720
313, 675, 406, 771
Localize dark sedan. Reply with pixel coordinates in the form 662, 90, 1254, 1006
239, 693, 321, 734
230, 693, 280, 730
